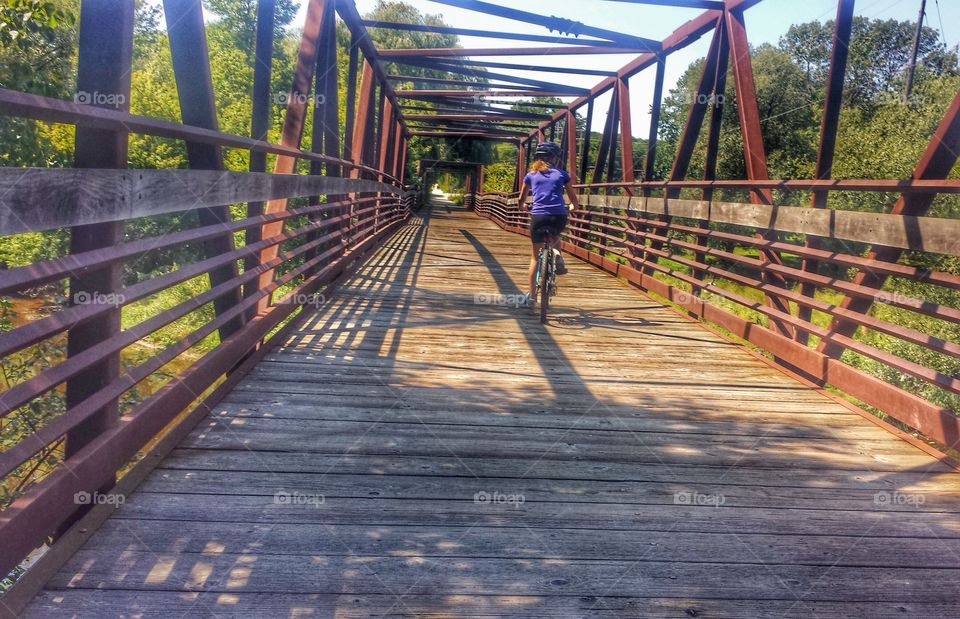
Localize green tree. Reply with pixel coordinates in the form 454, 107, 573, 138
780, 17, 958, 107
203, 0, 299, 66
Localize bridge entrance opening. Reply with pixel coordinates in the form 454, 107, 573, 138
417, 159, 484, 210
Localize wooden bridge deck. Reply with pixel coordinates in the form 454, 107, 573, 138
25, 201, 960, 618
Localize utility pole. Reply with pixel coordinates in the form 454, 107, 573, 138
904, 0, 927, 101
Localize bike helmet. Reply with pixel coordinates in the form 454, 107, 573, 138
534, 141, 562, 159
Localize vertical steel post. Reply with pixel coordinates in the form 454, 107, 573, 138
798, 0, 854, 345
695, 22, 729, 297
605, 88, 620, 188
351, 59, 375, 176
256, 0, 327, 312
244, 0, 275, 316
343, 34, 360, 164
643, 55, 666, 194
618, 76, 636, 191
565, 110, 579, 184
579, 100, 593, 184
165, 0, 245, 339
725, 6, 794, 338
62, 0, 135, 516
306, 0, 341, 271
591, 91, 618, 188
515, 140, 526, 192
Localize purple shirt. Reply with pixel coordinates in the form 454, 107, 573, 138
523, 168, 570, 215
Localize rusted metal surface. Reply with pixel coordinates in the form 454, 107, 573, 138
165, 0, 245, 340
820, 87, 960, 357
797, 0, 854, 345
60, 0, 134, 534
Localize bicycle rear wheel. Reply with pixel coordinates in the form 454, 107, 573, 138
538, 250, 550, 323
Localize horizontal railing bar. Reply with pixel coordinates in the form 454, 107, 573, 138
0, 220, 352, 423
0, 196, 381, 295
611, 241, 960, 394
579, 204, 960, 290
573, 209, 960, 325
2, 203, 409, 483
0, 231, 348, 478
0, 209, 354, 358
634, 237, 960, 360
482, 193, 960, 288
0, 88, 398, 183
577, 194, 960, 256
575, 179, 960, 193
565, 214, 960, 360
0, 169, 399, 235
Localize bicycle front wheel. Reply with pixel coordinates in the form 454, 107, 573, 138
538, 251, 550, 324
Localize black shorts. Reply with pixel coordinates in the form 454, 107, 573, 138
530, 214, 568, 244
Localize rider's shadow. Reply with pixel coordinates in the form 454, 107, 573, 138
550, 307, 662, 331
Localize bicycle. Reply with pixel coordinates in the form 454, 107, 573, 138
534, 226, 561, 324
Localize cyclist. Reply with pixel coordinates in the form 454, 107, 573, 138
517, 141, 580, 306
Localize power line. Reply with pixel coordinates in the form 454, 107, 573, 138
933, 0, 947, 49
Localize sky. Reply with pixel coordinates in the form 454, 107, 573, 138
293, 0, 959, 136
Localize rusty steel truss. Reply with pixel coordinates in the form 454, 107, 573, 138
0, 0, 959, 604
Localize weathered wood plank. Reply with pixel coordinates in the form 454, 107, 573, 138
179, 416, 944, 470
45, 549, 960, 601
24, 590, 957, 619
137, 469, 960, 511
161, 449, 960, 493
111, 494, 960, 539
0, 169, 399, 234
81, 518, 960, 567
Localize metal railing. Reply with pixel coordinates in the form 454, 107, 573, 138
0, 105, 413, 587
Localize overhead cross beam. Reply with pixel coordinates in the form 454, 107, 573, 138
387, 74, 587, 95
602, 0, 725, 8
406, 113, 548, 121
427, 0, 662, 50
379, 45, 641, 58
397, 89, 578, 98
396, 57, 618, 77
391, 61, 590, 93
400, 103, 551, 120
362, 20, 632, 48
